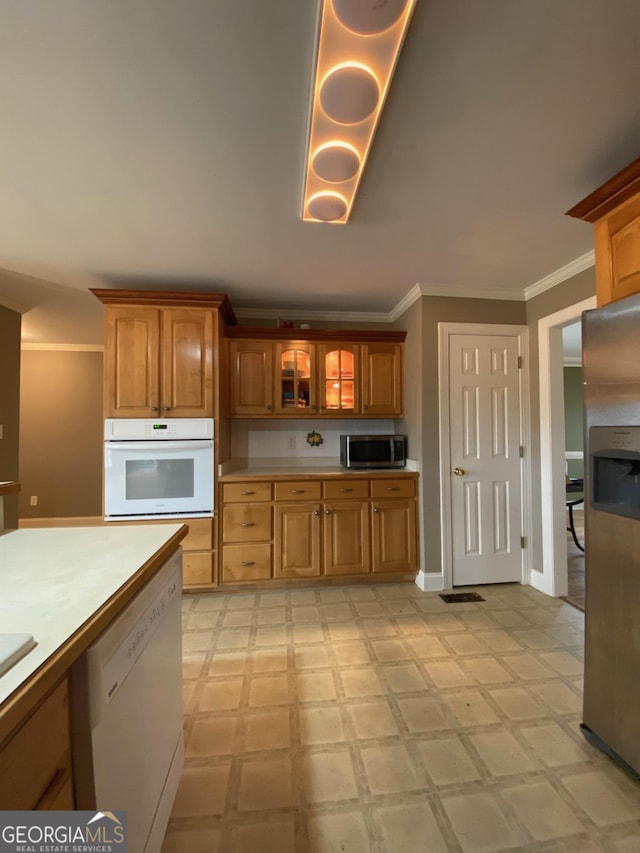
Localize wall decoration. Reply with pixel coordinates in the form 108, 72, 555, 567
306, 430, 324, 447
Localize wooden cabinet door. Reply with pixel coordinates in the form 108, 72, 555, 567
105, 307, 160, 418
371, 498, 416, 573
595, 194, 640, 305
323, 501, 370, 575
274, 343, 317, 415
160, 309, 214, 417
361, 343, 403, 416
228, 341, 274, 415
274, 503, 321, 577
318, 343, 359, 415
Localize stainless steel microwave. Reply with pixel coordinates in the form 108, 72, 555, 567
340, 434, 407, 469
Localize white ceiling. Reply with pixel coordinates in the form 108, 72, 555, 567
1, 0, 639, 344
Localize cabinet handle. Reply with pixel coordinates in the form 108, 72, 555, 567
292, 489, 305, 494
163, 406, 171, 412
240, 561, 255, 567
325, 509, 331, 515
241, 490, 255, 495
151, 406, 159, 412
363, 403, 369, 410
313, 509, 320, 516
240, 522, 255, 527
387, 487, 400, 491
266, 404, 272, 411
373, 506, 379, 512
340, 488, 353, 493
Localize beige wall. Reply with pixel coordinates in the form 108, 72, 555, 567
0, 305, 21, 528
19, 350, 103, 519
395, 295, 526, 576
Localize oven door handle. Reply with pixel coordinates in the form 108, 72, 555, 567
105, 440, 213, 451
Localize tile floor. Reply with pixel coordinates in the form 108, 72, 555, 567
161, 582, 640, 853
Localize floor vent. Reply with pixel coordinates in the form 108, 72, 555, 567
439, 592, 485, 604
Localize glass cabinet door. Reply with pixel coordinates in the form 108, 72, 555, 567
319, 345, 359, 413
275, 344, 315, 413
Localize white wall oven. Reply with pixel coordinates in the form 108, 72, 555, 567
104, 418, 214, 520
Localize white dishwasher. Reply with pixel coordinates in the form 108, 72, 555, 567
71, 547, 184, 853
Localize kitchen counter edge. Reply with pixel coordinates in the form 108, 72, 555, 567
0, 524, 187, 747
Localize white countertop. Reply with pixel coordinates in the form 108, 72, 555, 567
0, 524, 183, 707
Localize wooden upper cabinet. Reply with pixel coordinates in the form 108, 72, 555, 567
92, 289, 235, 419
161, 309, 214, 417
318, 343, 359, 415
228, 340, 274, 415
274, 343, 316, 415
225, 328, 405, 419
361, 342, 403, 416
105, 307, 161, 417
566, 157, 640, 306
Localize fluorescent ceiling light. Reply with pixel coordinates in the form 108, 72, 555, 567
302, 0, 417, 224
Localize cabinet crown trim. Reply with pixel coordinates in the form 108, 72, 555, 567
90, 289, 237, 325
566, 157, 640, 223
225, 327, 406, 342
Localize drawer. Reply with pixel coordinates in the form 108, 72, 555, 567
370, 478, 415, 499
223, 505, 272, 542
183, 518, 213, 551
0, 678, 72, 810
223, 482, 272, 503
324, 479, 369, 500
274, 481, 322, 502
223, 544, 272, 582
183, 551, 213, 586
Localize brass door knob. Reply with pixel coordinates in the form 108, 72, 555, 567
453, 467, 465, 476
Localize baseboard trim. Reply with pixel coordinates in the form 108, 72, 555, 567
19, 516, 104, 528
415, 571, 444, 592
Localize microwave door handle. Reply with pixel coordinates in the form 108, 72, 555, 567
105, 440, 213, 451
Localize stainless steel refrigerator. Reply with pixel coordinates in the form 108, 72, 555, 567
581, 291, 640, 779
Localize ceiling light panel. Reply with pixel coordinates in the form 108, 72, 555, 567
302, 0, 417, 224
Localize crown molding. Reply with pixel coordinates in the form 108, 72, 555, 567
21, 342, 104, 352
416, 283, 525, 302
234, 306, 391, 324
389, 283, 422, 321
524, 251, 595, 301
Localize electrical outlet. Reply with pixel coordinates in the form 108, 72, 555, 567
30, 496, 38, 506
287, 436, 296, 450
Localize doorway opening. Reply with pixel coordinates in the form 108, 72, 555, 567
537, 296, 596, 599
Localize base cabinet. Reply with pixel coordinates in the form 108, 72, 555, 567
0, 677, 74, 810
219, 474, 417, 584
117, 517, 216, 588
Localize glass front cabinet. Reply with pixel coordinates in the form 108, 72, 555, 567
274, 344, 316, 414
318, 344, 359, 415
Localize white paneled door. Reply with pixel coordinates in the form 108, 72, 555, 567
449, 333, 523, 586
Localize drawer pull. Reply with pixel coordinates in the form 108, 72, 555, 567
240, 522, 255, 527
387, 487, 400, 491
340, 488, 353, 493
292, 489, 306, 494
241, 490, 255, 495
240, 561, 255, 567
